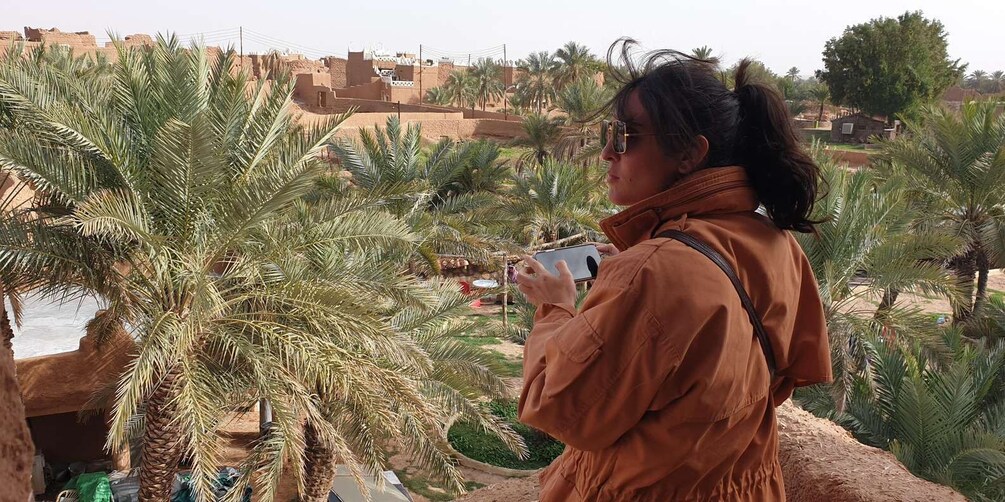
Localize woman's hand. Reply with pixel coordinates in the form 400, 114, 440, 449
592, 242, 620, 257
517, 255, 578, 307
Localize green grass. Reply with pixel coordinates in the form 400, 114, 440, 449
497, 146, 532, 162
395, 470, 484, 502
448, 400, 565, 470
823, 144, 872, 152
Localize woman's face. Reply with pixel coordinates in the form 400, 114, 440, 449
600, 91, 689, 206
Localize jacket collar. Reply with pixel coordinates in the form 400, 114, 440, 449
600, 166, 759, 250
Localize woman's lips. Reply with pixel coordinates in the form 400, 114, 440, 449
606, 174, 619, 184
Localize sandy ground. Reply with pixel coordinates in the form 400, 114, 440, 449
845, 269, 1005, 317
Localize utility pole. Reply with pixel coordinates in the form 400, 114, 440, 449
418, 44, 423, 104
239, 26, 243, 61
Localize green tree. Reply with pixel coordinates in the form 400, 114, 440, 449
880, 101, 1005, 326
818, 11, 964, 121
794, 146, 960, 413
469, 58, 505, 111
810, 83, 831, 122
443, 70, 477, 108
515, 51, 558, 114
501, 159, 610, 245
553, 42, 598, 90
2, 39, 527, 502
822, 329, 1005, 500
691, 45, 715, 61
512, 113, 566, 166
424, 86, 452, 106
332, 117, 512, 268
554, 77, 612, 160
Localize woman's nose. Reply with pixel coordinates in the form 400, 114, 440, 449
600, 138, 617, 163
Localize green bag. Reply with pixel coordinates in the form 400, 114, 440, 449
64, 472, 113, 502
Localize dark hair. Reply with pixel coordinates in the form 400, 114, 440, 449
604, 39, 822, 233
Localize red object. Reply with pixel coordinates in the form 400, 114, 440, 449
469, 298, 482, 308
459, 281, 472, 295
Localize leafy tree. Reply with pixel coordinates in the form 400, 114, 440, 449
793, 147, 959, 413
786, 67, 800, 80
512, 113, 566, 166
880, 101, 1005, 325
500, 159, 610, 245
815, 329, 1005, 501
424, 86, 452, 106
810, 83, 831, 122
818, 11, 964, 121
469, 58, 504, 111
553, 42, 598, 90
443, 70, 477, 108
332, 117, 512, 268
691, 45, 715, 61
515, 51, 558, 114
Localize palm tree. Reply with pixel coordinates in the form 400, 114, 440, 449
424, 86, 452, 106
512, 113, 566, 166
553, 42, 597, 90
829, 329, 1005, 500
554, 77, 612, 160
469, 58, 505, 111
793, 146, 960, 414
991, 70, 1005, 94
332, 117, 512, 269
515, 51, 558, 114
687, 45, 719, 67
2, 37, 516, 502
967, 70, 988, 90
810, 83, 831, 122
501, 159, 610, 245
786, 67, 800, 80
880, 101, 1005, 325
443, 70, 477, 109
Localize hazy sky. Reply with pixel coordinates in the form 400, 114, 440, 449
7, 0, 1003, 76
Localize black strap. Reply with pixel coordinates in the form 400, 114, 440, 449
655, 230, 777, 376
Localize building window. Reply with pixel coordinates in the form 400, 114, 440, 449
318, 91, 327, 108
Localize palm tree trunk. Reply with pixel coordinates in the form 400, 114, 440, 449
139, 368, 184, 502
301, 420, 337, 502
949, 251, 977, 325
818, 101, 825, 122
874, 288, 900, 322
1, 296, 13, 352
973, 251, 990, 317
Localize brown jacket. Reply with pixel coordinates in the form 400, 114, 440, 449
518, 166, 831, 501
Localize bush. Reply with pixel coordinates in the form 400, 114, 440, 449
448, 400, 564, 469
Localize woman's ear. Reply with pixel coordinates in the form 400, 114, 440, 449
679, 135, 710, 174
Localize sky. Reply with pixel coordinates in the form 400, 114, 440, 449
6, 0, 1003, 77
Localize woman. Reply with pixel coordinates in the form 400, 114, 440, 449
516, 41, 831, 501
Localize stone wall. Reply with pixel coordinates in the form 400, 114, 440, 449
0, 344, 32, 502
324, 57, 348, 88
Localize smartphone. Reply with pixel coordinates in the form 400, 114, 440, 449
533, 244, 602, 282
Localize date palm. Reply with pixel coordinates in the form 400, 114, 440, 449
793, 146, 960, 415
553, 42, 597, 90
880, 101, 1005, 325
469, 58, 504, 111
515, 51, 558, 115
443, 70, 477, 109
500, 159, 610, 245
2, 36, 512, 502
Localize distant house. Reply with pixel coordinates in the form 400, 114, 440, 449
941, 86, 982, 111
830, 113, 898, 143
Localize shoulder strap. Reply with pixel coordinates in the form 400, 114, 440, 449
655, 230, 777, 376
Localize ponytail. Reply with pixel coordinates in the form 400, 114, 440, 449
605, 41, 822, 232
733, 60, 821, 233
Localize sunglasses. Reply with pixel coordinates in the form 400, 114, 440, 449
600, 119, 660, 154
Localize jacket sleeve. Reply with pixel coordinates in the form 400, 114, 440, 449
518, 266, 679, 451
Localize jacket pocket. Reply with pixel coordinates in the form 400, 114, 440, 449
554, 325, 603, 363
